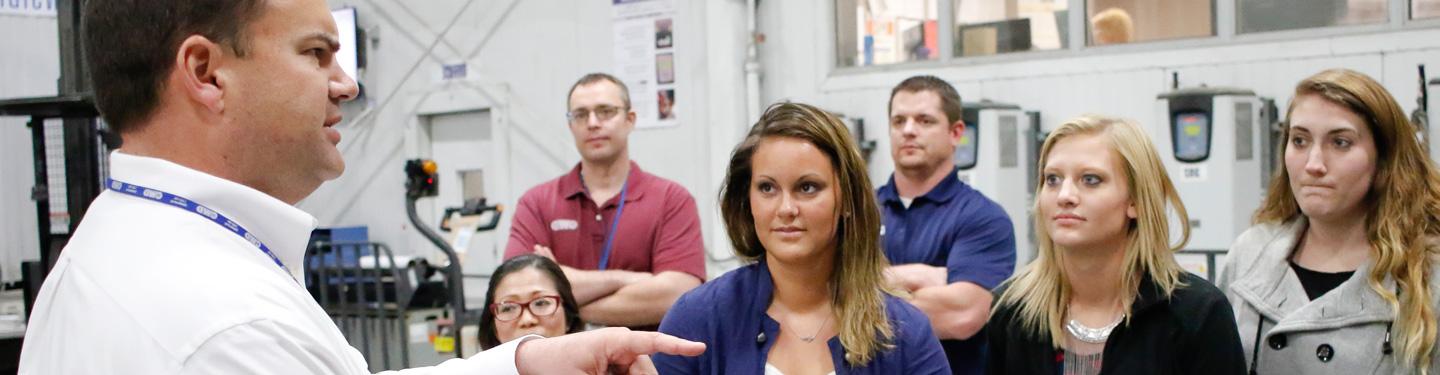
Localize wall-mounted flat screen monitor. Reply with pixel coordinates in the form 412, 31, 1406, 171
332, 7, 359, 82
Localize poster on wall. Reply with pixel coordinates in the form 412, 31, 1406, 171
1, 0, 57, 17
613, 0, 677, 128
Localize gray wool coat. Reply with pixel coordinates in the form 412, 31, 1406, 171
1218, 218, 1440, 374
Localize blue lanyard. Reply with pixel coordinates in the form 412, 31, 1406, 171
598, 184, 628, 270
581, 174, 628, 270
105, 178, 296, 281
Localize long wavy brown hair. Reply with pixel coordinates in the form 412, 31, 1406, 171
719, 102, 896, 365
1255, 68, 1440, 371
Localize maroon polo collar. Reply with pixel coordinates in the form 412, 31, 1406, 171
558, 160, 648, 205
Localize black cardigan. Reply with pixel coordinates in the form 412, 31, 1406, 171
985, 272, 1246, 375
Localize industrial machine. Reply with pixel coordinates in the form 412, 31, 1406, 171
402, 159, 502, 358
304, 159, 501, 370
954, 100, 1038, 268
1428, 77, 1437, 162
0, 0, 110, 330
1153, 87, 1277, 281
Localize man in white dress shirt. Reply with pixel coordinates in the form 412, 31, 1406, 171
16, 0, 702, 373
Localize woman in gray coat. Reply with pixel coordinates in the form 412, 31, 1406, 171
1218, 68, 1440, 374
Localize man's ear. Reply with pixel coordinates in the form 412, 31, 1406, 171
174, 35, 226, 114
951, 120, 966, 144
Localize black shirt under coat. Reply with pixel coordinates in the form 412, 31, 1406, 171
986, 272, 1246, 375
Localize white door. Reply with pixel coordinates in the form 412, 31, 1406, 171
421, 110, 505, 283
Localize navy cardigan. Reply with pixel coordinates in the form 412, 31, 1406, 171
654, 261, 951, 374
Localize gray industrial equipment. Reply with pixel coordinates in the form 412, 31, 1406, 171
1429, 77, 1438, 162
955, 101, 1037, 269
1154, 87, 1274, 281
0, 0, 110, 330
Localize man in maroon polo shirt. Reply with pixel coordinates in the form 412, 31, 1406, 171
504, 73, 705, 329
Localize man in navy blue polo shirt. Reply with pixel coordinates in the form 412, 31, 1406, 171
878, 75, 1016, 375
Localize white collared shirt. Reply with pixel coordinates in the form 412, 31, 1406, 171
20, 152, 527, 374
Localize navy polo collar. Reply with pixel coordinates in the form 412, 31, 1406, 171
879, 167, 965, 206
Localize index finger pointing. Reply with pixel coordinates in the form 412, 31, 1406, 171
620, 331, 706, 358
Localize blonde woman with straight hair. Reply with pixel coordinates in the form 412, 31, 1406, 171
987, 115, 1245, 375
655, 102, 949, 374
1219, 68, 1440, 374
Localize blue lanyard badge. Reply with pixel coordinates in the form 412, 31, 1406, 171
580, 174, 628, 271
598, 184, 627, 270
106, 179, 296, 281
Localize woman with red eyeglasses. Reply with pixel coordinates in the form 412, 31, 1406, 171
478, 254, 585, 349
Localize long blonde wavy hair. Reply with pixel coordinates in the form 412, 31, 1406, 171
995, 115, 1191, 347
719, 102, 897, 365
1254, 69, 1440, 371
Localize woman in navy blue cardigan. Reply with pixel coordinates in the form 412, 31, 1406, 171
654, 102, 950, 374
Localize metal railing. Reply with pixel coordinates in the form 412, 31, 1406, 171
1178, 248, 1227, 282
305, 241, 418, 371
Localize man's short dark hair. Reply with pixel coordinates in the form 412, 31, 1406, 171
888, 75, 964, 125
83, 0, 268, 133
566, 73, 631, 110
